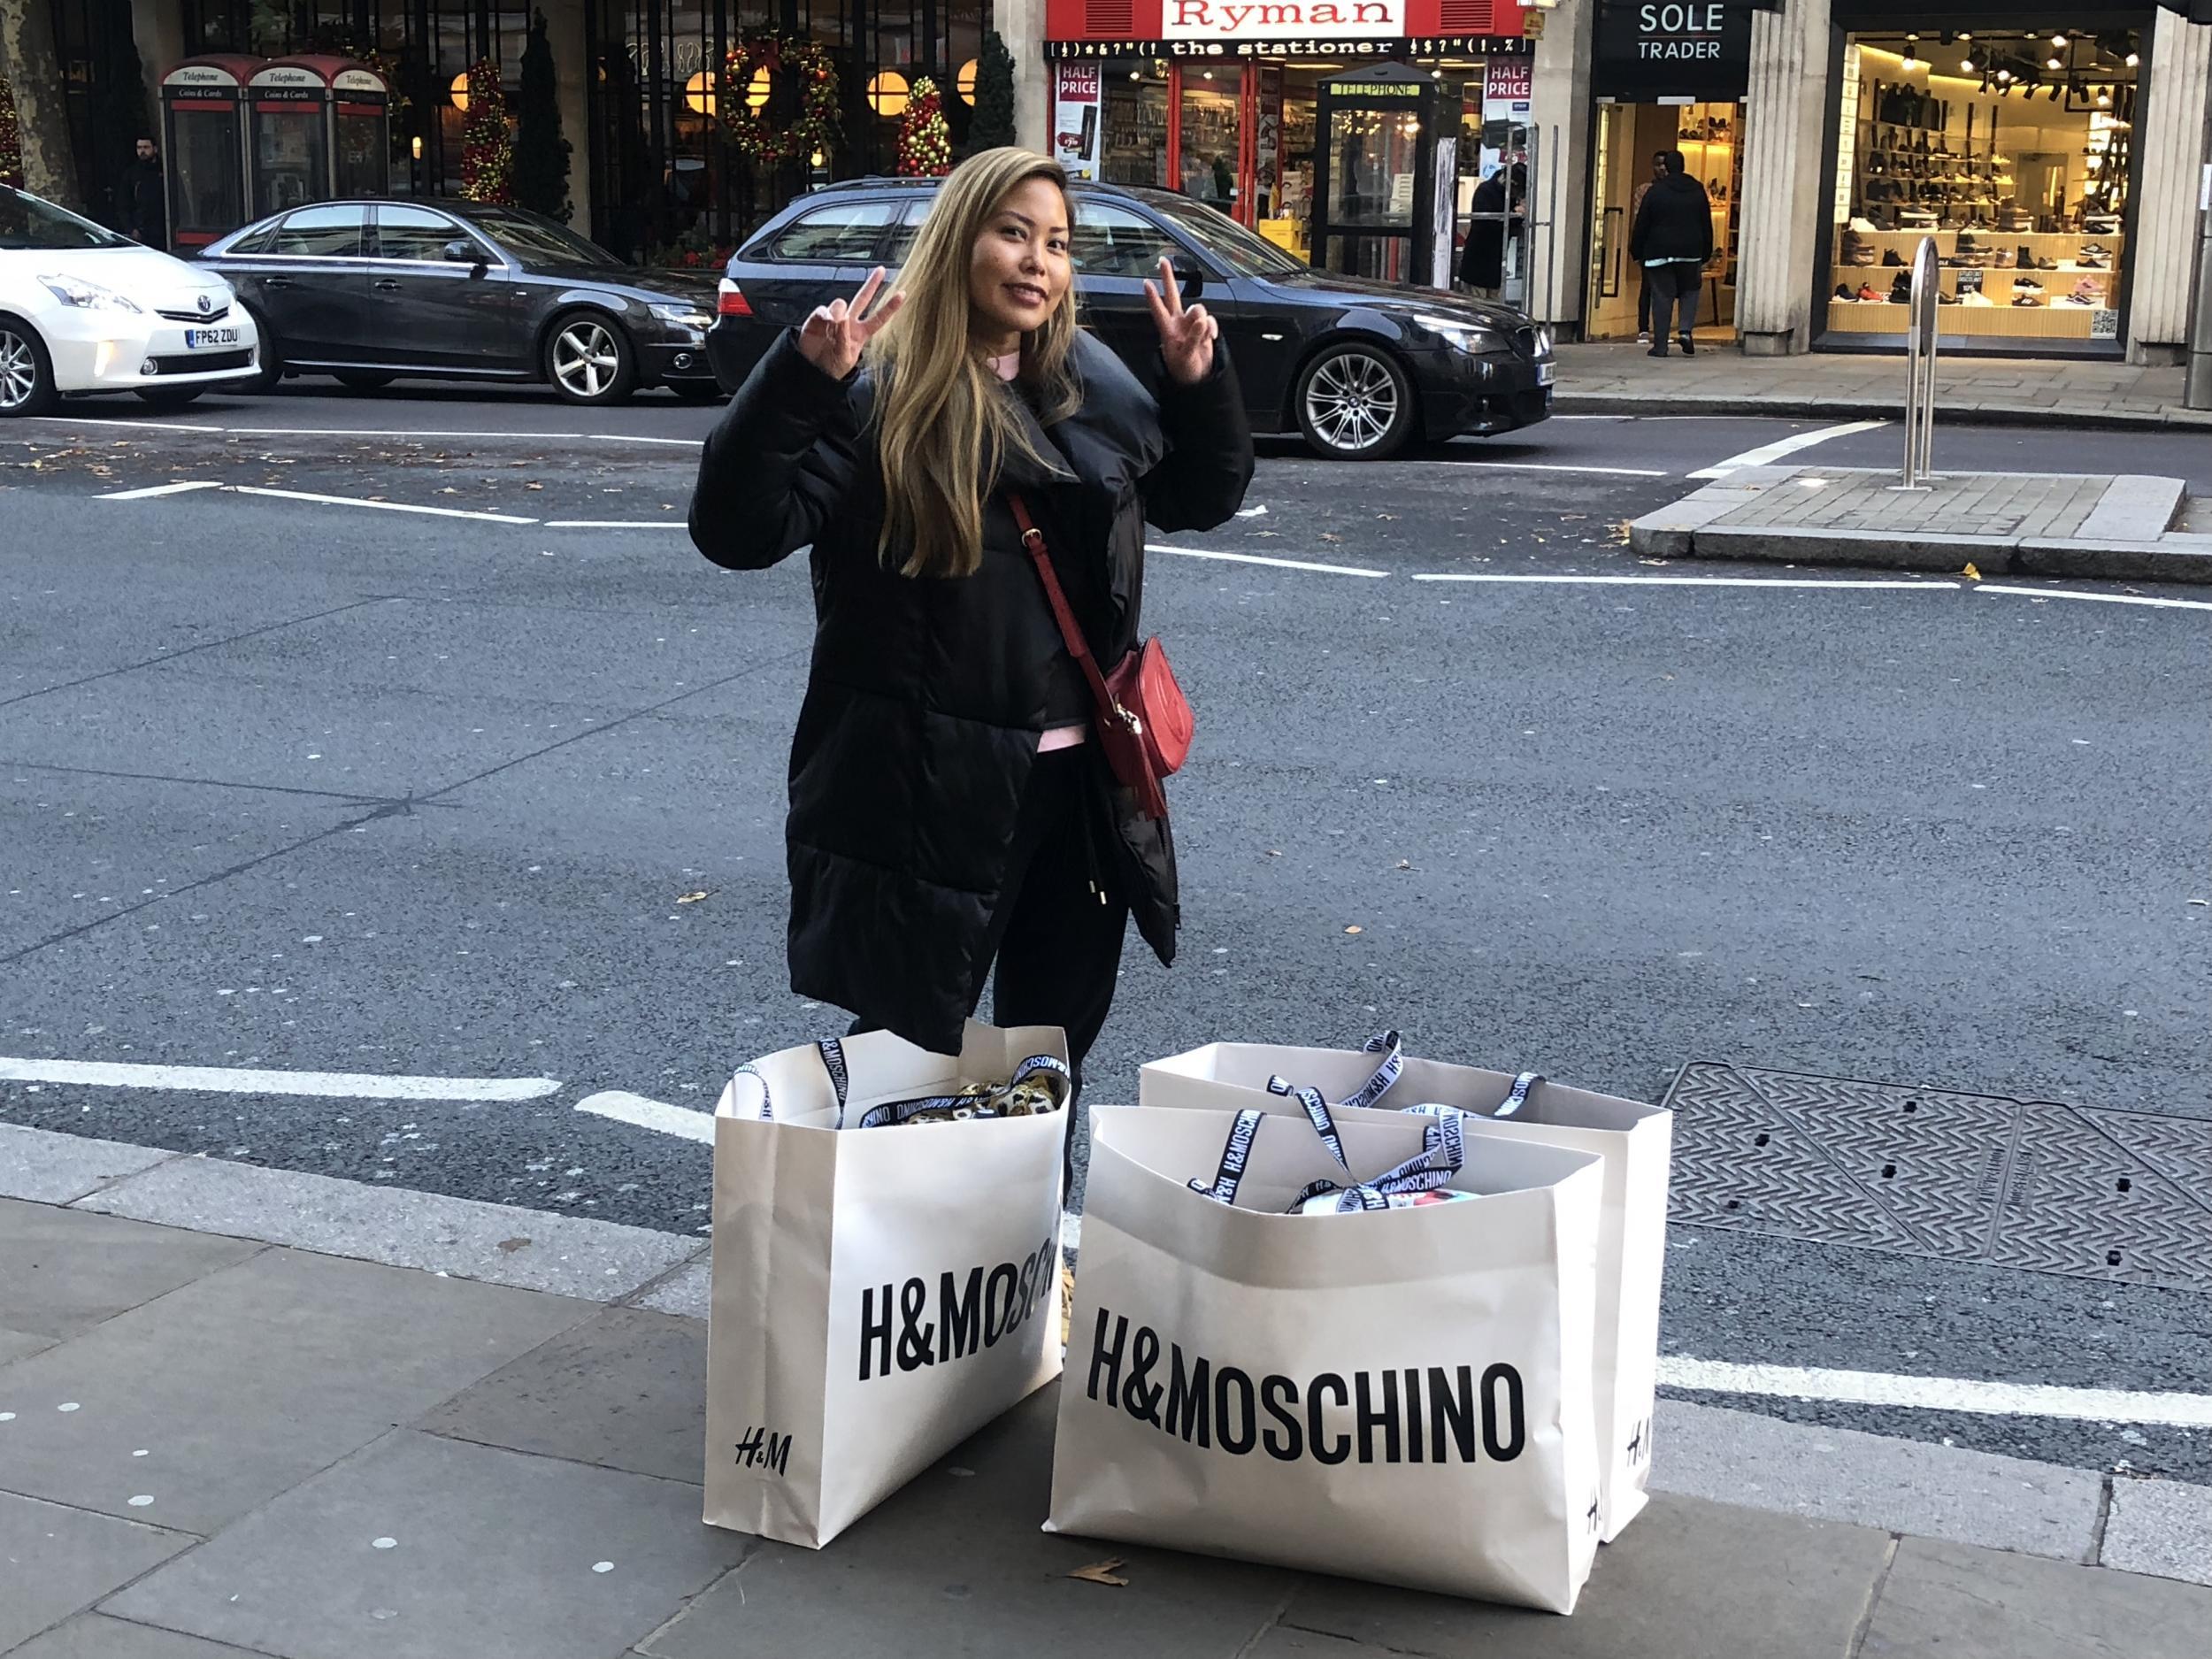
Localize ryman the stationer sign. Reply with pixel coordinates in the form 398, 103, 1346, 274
1593, 0, 1754, 102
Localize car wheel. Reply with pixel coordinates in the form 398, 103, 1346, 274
0, 316, 58, 418
134, 386, 206, 409
667, 380, 723, 403
236, 308, 284, 391
1295, 344, 1416, 461
334, 370, 396, 390
545, 311, 637, 405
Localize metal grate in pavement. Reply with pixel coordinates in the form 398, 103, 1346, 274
1661, 1062, 2212, 1293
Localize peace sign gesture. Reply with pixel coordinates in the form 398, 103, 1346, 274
1144, 256, 1218, 387
796, 265, 903, 382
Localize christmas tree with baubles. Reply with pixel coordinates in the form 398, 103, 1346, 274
895, 75, 951, 177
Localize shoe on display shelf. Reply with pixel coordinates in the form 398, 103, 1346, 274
1994, 249, 2016, 267
2011, 295, 2044, 307
1887, 274, 1913, 303
1884, 249, 1905, 265
1832, 285, 1855, 303
2065, 280, 2102, 306
1848, 216, 1878, 234
1857, 283, 1882, 301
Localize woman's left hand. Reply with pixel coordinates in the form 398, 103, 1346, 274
1145, 257, 1218, 387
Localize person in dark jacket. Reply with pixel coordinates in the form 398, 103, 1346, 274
1458, 163, 1525, 298
1627, 150, 1714, 357
122, 137, 166, 249
689, 148, 1252, 1095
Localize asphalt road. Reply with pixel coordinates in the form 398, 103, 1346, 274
4, 385, 2208, 1484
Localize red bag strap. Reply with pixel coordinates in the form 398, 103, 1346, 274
1009, 493, 1125, 729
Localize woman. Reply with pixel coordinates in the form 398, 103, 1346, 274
689, 150, 1252, 1097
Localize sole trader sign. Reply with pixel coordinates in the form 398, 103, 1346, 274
1593, 0, 1753, 102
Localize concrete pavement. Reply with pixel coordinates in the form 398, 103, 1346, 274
6, 1120, 2210, 1659
1555, 341, 2212, 430
1630, 465, 2212, 584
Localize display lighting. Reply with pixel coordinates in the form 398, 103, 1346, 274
684, 70, 716, 115
866, 70, 909, 116
2125, 51, 2139, 67
1959, 56, 1974, 72
449, 69, 471, 110
956, 58, 977, 104
2051, 34, 2068, 48
2046, 55, 2062, 70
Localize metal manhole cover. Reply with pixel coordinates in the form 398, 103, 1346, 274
1661, 1062, 2212, 1293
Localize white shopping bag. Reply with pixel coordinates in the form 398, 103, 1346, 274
703, 1021, 1069, 1548
1140, 1034, 1671, 1542
1047, 1104, 1606, 1611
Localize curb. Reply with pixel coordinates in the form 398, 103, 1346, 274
1555, 393, 2212, 433
7, 1118, 2212, 1586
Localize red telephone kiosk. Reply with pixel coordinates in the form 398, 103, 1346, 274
159, 56, 263, 251
260, 56, 393, 204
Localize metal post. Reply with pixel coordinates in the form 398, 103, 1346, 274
2183, 88, 2212, 407
1899, 234, 1939, 488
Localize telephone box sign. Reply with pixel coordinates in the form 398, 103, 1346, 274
1164, 0, 1405, 36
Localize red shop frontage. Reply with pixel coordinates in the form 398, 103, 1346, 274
1043, 0, 1532, 266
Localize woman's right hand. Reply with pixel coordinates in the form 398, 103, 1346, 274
796, 265, 902, 381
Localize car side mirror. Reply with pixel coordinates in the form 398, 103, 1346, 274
444, 239, 484, 267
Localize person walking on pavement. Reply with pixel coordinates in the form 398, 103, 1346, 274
1628, 150, 1713, 357
688, 148, 1252, 1110
122, 136, 166, 249
1458, 163, 1525, 301
1629, 150, 1667, 343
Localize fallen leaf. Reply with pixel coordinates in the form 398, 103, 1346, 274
1264, 849, 1283, 857
1068, 1559, 1129, 1587
1344, 925, 1363, 935
496, 1237, 532, 1254
1320, 533, 1342, 542
1375, 512, 1398, 520
526, 482, 544, 490
1962, 562, 1982, 580
1395, 860, 1412, 871
676, 890, 711, 904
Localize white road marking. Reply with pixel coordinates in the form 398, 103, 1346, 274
543, 519, 687, 529
588, 434, 703, 447
223, 426, 593, 442
227, 485, 538, 524
1661, 1356, 2212, 1429
574, 1089, 715, 1143
1411, 572, 1950, 590
1687, 419, 1890, 479
1147, 542, 1388, 579
1976, 583, 2212, 613
0, 1056, 561, 1101
1467, 461, 1671, 478
27, 414, 223, 433
97, 480, 226, 501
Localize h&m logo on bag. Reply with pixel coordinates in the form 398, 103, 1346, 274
1083, 1306, 1526, 1467
856, 1229, 1058, 1382
732, 1425, 792, 1476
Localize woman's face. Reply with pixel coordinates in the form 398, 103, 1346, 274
968, 177, 1071, 350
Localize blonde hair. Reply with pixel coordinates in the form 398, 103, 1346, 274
864, 150, 1082, 580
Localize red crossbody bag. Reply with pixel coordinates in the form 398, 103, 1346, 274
1009, 495, 1192, 822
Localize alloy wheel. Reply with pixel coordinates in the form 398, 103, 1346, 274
1303, 351, 1402, 455
552, 319, 622, 400
0, 328, 39, 411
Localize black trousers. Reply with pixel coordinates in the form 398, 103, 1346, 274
849, 744, 1129, 1183
1637, 268, 1652, 334
1647, 261, 1702, 341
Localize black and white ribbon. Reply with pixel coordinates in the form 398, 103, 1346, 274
1188, 1108, 1266, 1207
850, 1052, 1071, 1130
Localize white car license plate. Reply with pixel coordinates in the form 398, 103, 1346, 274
184, 326, 241, 349
1535, 360, 1557, 387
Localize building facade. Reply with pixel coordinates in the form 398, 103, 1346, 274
19, 0, 2209, 364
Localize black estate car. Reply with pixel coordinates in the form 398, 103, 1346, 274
708, 178, 1555, 460
197, 202, 720, 405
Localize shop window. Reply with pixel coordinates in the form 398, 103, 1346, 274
1826, 28, 2138, 350
771, 202, 898, 264
271, 204, 368, 257
1071, 203, 1178, 279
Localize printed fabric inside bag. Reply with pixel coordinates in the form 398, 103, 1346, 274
726, 1038, 1071, 1130
1186, 1103, 1476, 1215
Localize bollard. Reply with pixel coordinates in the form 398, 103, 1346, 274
1898, 236, 1939, 489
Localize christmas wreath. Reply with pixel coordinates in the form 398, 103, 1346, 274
720, 35, 839, 166
0, 78, 22, 190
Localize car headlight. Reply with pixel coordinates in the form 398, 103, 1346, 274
1410, 314, 1503, 353
651, 302, 711, 331
39, 274, 142, 314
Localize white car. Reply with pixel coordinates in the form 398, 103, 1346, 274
1, 185, 261, 416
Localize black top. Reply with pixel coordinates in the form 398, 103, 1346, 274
123, 159, 165, 245
1628, 173, 1714, 265
689, 330, 1254, 1051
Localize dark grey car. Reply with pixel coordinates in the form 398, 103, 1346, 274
197, 201, 721, 405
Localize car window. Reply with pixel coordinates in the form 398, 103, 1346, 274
769, 201, 895, 264
0, 186, 131, 250
1144, 196, 1308, 279
1071, 203, 1181, 280
460, 205, 619, 266
269, 204, 366, 257
375, 204, 488, 263
224, 221, 280, 256
883, 198, 933, 266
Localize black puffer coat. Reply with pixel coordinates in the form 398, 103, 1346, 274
690, 329, 1254, 1053
1628, 173, 1714, 265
